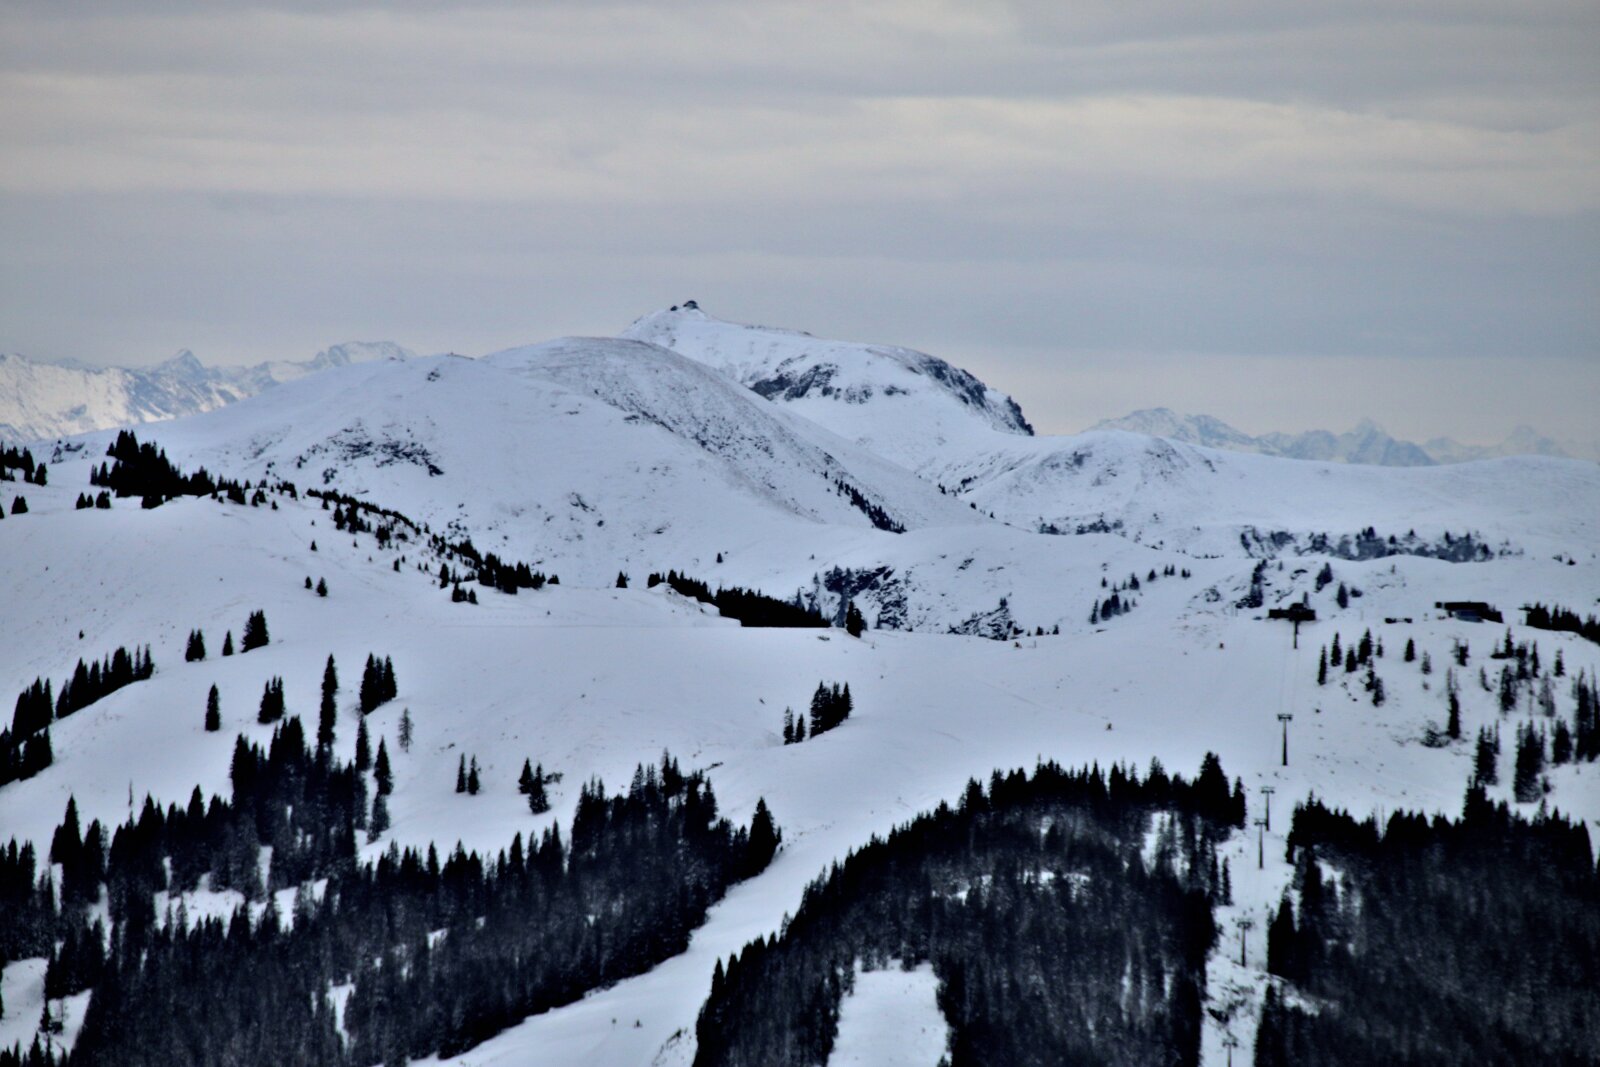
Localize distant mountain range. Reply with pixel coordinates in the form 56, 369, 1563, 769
1089, 407, 1598, 466
0, 341, 415, 442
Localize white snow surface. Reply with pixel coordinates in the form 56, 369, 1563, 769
3, 307, 1600, 1066
827, 964, 950, 1067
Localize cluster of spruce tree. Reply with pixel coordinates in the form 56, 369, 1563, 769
1523, 602, 1600, 647
357, 655, 397, 713
0, 444, 45, 484
239, 610, 269, 653
72, 491, 112, 510
37, 742, 773, 1066
647, 571, 829, 628
1090, 569, 1172, 625
831, 477, 904, 533
3, 645, 155, 787
90, 430, 233, 507
518, 758, 554, 814
695, 755, 1245, 1067
55, 647, 155, 718
1258, 789, 1600, 1065
1314, 629, 1389, 706
813, 683, 851, 733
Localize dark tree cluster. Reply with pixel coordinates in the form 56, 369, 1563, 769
647, 570, 829, 628
10, 735, 773, 1067
90, 430, 237, 508
73, 491, 112, 510
782, 683, 854, 743
831, 477, 904, 533
804, 682, 852, 740
256, 677, 286, 724
428, 534, 554, 596
184, 629, 207, 662
1259, 790, 1600, 1066
695, 755, 1246, 1067
0, 444, 44, 484
358, 655, 397, 714
518, 758, 554, 814
55, 646, 155, 718
1092, 572, 1152, 625
1523, 602, 1600, 647
3, 645, 155, 787
239, 610, 269, 653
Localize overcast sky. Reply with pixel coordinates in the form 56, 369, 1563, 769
2, 1, 1596, 443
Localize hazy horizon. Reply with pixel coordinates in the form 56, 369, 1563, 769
2, 2, 1596, 444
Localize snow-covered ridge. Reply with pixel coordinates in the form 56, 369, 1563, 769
0, 341, 415, 443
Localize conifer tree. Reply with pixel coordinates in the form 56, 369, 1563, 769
241, 610, 269, 652
205, 685, 221, 732
455, 755, 467, 794
185, 629, 206, 662
844, 601, 866, 638
743, 798, 781, 877
1513, 723, 1545, 802
341, 717, 365, 776
528, 763, 550, 814
1404, 638, 1416, 662
318, 655, 338, 750
316, 578, 328, 597
782, 709, 795, 745
518, 759, 536, 796
368, 792, 390, 843
374, 740, 393, 797
1317, 648, 1327, 685
222, 631, 234, 657
398, 707, 413, 752
467, 757, 481, 796
256, 677, 285, 724
1474, 727, 1499, 786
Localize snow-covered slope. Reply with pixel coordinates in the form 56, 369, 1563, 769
622, 303, 1033, 475
55, 337, 987, 593
941, 429, 1600, 559
2, 461, 1598, 1066
0, 341, 415, 443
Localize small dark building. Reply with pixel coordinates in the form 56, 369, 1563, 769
1268, 604, 1318, 623
1435, 601, 1502, 623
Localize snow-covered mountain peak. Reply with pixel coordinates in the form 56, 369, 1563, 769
621, 303, 1034, 476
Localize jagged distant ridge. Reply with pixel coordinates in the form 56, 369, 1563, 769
0, 341, 415, 442
1089, 407, 1596, 466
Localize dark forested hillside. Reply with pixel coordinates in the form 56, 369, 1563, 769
694, 756, 1246, 1067
1258, 790, 1600, 1066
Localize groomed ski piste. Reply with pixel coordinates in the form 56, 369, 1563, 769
2, 306, 1597, 1065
